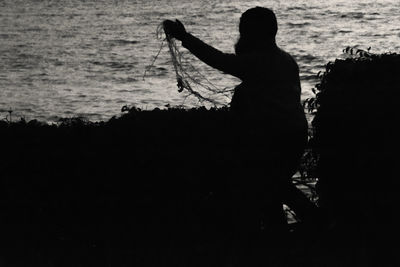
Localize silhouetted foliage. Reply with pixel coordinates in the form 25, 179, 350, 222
0, 103, 316, 266
0, 106, 255, 266
2, 50, 398, 266
304, 50, 400, 266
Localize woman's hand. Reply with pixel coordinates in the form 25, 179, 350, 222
163, 19, 187, 41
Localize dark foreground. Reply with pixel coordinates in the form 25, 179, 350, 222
1, 50, 400, 266
0, 107, 315, 267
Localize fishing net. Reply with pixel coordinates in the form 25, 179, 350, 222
143, 23, 234, 106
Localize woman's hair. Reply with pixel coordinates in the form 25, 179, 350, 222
235, 7, 278, 55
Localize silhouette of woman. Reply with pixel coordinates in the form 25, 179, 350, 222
164, 6, 318, 265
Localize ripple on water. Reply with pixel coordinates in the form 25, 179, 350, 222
296, 54, 319, 64
287, 22, 311, 27
340, 12, 364, 19
1, 0, 399, 121
113, 77, 138, 84
108, 39, 139, 46
89, 61, 135, 70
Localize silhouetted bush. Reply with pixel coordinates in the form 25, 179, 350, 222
0, 106, 248, 266
0, 103, 316, 265
3, 50, 398, 265
306, 51, 400, 266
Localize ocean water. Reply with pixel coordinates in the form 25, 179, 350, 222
1, 0, 399, 122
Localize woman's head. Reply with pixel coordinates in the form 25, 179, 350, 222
235, 7, 278, 55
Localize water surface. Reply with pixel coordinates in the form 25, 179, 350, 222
1, 0, 399, 121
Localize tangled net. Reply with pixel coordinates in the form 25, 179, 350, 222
143, 23, 233, 106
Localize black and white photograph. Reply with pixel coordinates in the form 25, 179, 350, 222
0, 0, 399, 266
